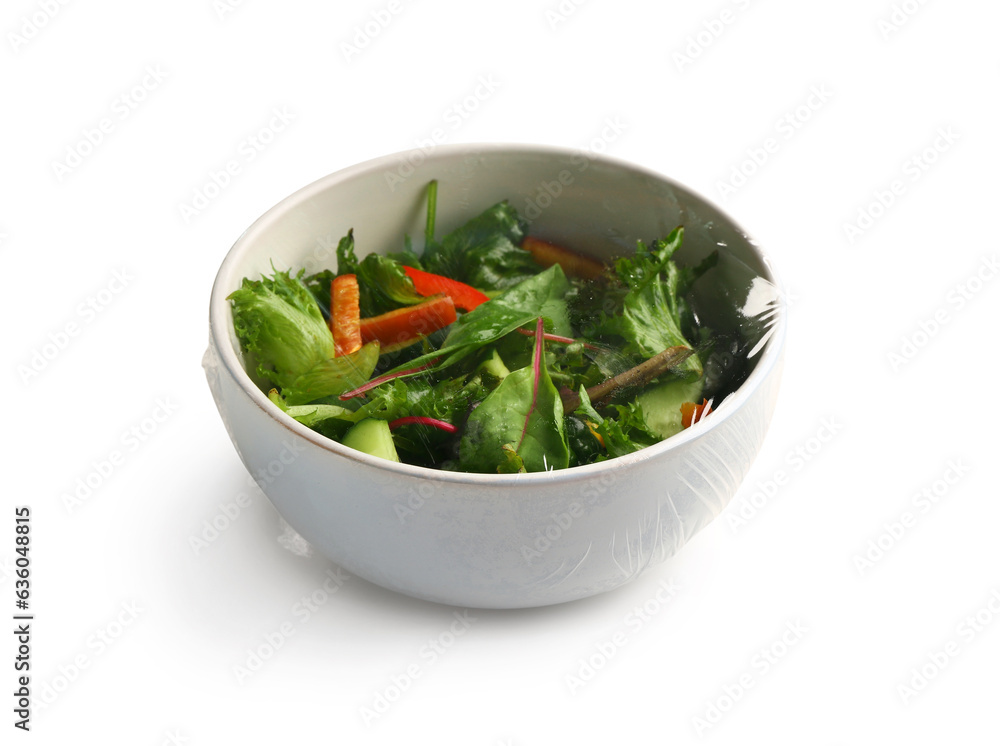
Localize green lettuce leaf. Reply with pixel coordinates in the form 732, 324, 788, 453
281, 342, 380, 406
595, 401, 661, 459
228, 269, 335, 389
228, 269, 379, 405
280, 401, 363, 440
591, 227, 704, 379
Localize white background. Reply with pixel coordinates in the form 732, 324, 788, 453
4, 0, 999, 743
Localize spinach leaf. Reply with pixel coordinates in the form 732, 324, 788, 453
302, 268, 336, 320
355, 253, 425, 316
573, 385, 604, 424
565, 415, 602, 467
459, 319, 569, 473
387, 234, 423, 270
422, 201, 540, 291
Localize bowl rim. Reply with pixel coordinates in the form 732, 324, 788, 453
208, 141, 786, 486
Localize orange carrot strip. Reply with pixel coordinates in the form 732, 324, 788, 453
331, 274, 362, 356
522, 236, 605, 280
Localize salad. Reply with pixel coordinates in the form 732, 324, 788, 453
228, 181, 747, 473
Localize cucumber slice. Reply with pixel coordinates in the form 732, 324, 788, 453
341, 418, 400, 462
635, 378, 704, 440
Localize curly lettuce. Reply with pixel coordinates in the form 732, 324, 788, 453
228, 269, 377, 405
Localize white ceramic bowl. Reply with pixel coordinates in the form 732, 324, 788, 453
203, 143, 785, 609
